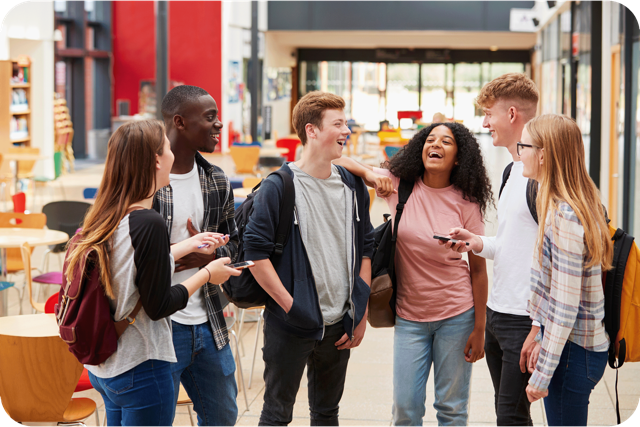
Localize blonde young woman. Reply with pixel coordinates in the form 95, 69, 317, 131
516, 114, 612, 426
65, 120, 240, 426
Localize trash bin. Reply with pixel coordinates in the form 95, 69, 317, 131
87, 129, 111, 160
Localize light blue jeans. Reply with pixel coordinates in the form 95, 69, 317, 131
393, 308, 475, 426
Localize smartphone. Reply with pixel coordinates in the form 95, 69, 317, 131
225, 261, 255, 270
433, 234, 470, 246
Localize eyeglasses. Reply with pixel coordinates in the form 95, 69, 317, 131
517, 141, 536, 156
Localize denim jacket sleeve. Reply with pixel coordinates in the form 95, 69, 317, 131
243, 175, 283, 261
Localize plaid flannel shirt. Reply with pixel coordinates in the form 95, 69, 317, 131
153, 152, 239, 350
528, 201, 609, 391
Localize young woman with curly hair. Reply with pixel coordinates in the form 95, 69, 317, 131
334, 122, 493, 425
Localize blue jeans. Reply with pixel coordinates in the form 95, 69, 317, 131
393, 308, 475, 426
543, 340, 608, 426
170, 321, 238, 426
88, 359, 174, 426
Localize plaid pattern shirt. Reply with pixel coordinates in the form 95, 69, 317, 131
153, 152, 239, 350
528, 201, 609, 391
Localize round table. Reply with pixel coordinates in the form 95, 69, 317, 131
0, 228, 69, 316
0, 313, 58, 337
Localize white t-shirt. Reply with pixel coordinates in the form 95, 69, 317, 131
475, 161, 540, 318
169, 162, 208, 325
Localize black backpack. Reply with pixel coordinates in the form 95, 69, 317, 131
499, 162, 539, 223
221, 170, 295, 308
368, 179, 413, 327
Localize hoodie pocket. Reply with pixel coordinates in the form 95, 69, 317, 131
284, 280, 322, 329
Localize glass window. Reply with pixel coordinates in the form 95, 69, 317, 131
420, 64, 446, 124
453, 63, 482, 132
351, 62, 386, 130
385, 64, 419, 128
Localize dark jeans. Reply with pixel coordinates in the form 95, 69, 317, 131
485, 307, 533, 426
170, 321, 238, 426
88, 359, 174, 426
543, 340, 608, 426
259, 320, 351, 426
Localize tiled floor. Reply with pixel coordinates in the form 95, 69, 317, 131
9, 136, 640, 425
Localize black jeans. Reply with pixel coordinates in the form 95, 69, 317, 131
485, 307, 534, 426
259, 320, 351, 426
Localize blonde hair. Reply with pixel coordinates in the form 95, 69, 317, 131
526, 114, 612, 270
476, 73, 539, 119
292, 91, 345, 146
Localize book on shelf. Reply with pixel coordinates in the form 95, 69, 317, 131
10, 88, 28, 112
10, 116, 29, 140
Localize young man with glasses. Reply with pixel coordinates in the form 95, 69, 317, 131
444, 73, 540, 426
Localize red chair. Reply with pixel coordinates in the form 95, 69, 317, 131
45, 292, 94, 393
276, 138, 300, 162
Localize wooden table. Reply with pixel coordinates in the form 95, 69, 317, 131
2, 153, 47, 194
234, 187, 253, 198
0, 228, 69, 316
0, 312, 59, 336
259, 147, 289, 157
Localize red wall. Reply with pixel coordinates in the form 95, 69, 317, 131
169, 1, 223, 108
112, 1, 155, 115
112, 1, 222, 117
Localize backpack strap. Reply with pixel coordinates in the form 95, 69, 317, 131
498, 162, 513, 199
388, 179, 414, 274
270, 170, 295, 256
114, 300, 143, 338
605, 229, 635, 370
526, 179, 539, 224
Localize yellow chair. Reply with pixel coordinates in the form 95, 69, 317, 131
0, 314, 95, 424
229, 145, 260, 175
0, 212, 46, 274
242, 177, 262, 189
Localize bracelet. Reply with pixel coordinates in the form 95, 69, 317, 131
204, 266, 212, 284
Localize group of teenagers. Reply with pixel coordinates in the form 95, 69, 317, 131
71, 72, 614, 427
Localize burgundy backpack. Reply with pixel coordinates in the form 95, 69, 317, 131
55, 210, 142, 365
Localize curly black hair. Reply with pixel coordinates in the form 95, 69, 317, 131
383, 122, 494, 218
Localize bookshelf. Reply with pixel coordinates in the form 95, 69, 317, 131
0, 57, 31, 178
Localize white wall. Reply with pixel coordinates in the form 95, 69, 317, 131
264, 32, 296, 140
221, 1, 267, 152
1, 1, 55, 179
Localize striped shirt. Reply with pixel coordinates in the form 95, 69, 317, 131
528, 201, 609, 391
153, 152, 239, 350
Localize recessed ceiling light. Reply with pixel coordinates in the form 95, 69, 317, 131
490, 46, 499, 51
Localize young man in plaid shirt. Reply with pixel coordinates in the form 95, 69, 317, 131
154, 85, 239, 426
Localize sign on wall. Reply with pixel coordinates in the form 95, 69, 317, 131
228, 61, 241, 104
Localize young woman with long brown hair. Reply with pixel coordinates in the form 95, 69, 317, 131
518, 114, 612, 426
66, 120, 240, 426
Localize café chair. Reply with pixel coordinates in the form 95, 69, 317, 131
20, 242, 44, 313
83, 187, 98, 200
236, 306, 265, 389
0, 212, 47, 313
230, 145, 260, 174
225, 315, 249, 411
176, 384, 196, 426
45, 291, 102, 426
242, 177, 262, 190
275, 138, 300, 163
35, 201, 90, 290
368, 188, 376, 212
0, 314, 96, 424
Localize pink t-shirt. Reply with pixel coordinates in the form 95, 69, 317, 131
374, 168, 485, 322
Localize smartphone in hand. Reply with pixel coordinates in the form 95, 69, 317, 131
433, 234, 470, 246
225, 261, 255, 270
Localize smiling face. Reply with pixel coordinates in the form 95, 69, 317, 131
181, 94, 222, 153
520, 127, 543, 180
421, 125, 458, 176
482, 98, 520, 149
307, 108, 351, 161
